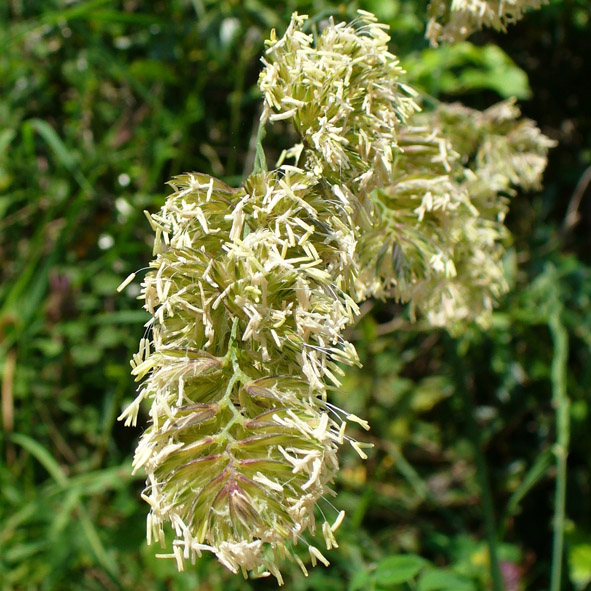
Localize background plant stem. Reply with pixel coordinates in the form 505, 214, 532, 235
450, 337, 504, 591
549, 308, 569, 591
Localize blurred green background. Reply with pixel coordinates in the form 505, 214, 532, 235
1, 1, 590, 590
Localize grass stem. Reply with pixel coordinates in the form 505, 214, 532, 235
449, 337, 504, 591
549, 309, 569, 591
253, 119, 267, 174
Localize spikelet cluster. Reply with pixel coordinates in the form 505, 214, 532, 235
354, 99, 555, 331
259, 14, 554, 333
259, 11, 419, 193
118, 168, 372, 581
416, 99, 556, 329
355, 123, 478, 326
426, 0, 548, 46
120, 9, 555, 583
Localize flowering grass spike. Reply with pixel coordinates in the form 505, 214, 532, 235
119, 167, 372, 582
426, 0, 549, 46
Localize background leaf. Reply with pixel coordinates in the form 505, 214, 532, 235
374, 555, 428, 586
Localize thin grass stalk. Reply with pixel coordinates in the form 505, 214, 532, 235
252, 120, 267, 174
383, 441, 465, 531
549, 308, 569, 591
449, 337, 504, 591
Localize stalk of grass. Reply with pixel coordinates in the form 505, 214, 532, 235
548, 308, 569, 591
253, 119, 267, 174
383, 440, 465, 531
501, 447, 554, 531
449, 337, 504, 591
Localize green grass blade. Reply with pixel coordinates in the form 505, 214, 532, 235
81, 9, 167, 26
0, 0, 112, 51
10, 433, 68, 488
0, 129, 16, 158
10, 434, 119, 577
77, 503, 119, 577
504, 448, 554, 518
26, 119, 94, 195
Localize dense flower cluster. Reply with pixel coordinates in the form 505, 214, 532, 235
259, 10, 419, 193
120, 10, 554, 583
119, 167, 371, 581
426, 0, 548, 46
356, 99, 556, 331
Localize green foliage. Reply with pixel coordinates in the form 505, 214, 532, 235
1, 1, 590, 590
374, 554, 428, 585
403, 42, 532, 99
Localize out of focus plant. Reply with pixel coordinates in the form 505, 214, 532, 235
426, 0, 549, 46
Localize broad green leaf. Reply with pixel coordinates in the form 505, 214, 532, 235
403, 42, 531, 99
350, 569, 373, 591
418, 568, 476, 591
569, 544, 591, 587
374, 555, 428, 586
